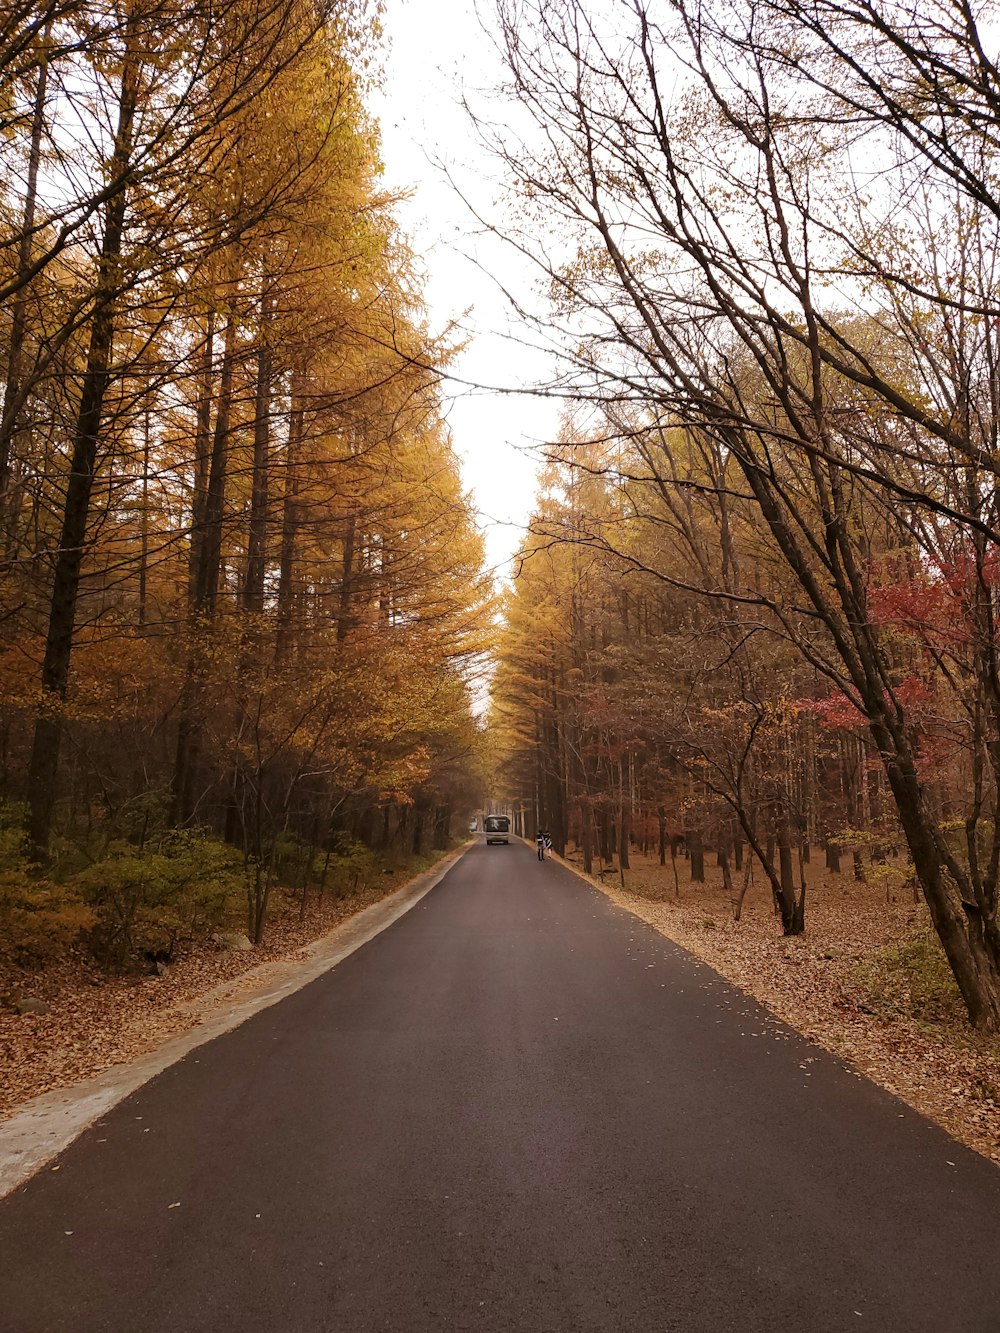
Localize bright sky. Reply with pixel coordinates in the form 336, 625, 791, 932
370, 0, 559, 580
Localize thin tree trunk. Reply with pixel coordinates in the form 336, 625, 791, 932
337, 513, 356, 642
171, 310, 236, 825
732, 855, 753, 923
618, 801, 630, 872
275, 366, 305, 663
0, 29, 50, 528
689, 829, 705, 882
244, 293, 272, 614
195, 310, 235, 612
138, 405, 150, 625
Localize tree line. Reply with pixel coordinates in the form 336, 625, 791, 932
485, 0, 1000, 1029
0, 0, 489, 957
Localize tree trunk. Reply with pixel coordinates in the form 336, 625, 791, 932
194, 311, 235, 612
618, 803, 630, 872
689, 829, 704, 882
775, 807, 805, 934
337, 513, 356, 642
599, 804, 613, 864
0, 30, 50, 530
275, 365, 305, 663
432, 805, 450, 851
171, 311, 236, 825
244, 294, 272, 614
26, 44, 138, 857
732, 855, 753, 923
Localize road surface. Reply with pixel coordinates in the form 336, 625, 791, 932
2, 840, 999, 1331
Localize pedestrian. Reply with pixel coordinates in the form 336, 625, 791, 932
536, 830, 545, 860
543, 831, 552, 856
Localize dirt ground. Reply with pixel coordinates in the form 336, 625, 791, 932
561, 845, 1000, 1165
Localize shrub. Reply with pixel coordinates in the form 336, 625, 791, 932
0, 868, 94, 970
73, 831, 245, 970
320, 835, 379, 899
0, 805, 94, 971
862, 930, 964, 1025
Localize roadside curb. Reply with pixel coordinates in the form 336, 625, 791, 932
0, 841, 472, 1199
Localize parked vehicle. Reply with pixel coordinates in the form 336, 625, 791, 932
484, 815, 510, 845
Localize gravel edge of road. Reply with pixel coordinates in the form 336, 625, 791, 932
0, 842, 472, 1199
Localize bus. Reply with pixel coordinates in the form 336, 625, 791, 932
483, 814, 511, 845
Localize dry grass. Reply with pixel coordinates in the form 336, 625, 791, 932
564, 845, 1000, 1165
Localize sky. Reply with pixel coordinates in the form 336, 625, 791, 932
369, 0, 560, 580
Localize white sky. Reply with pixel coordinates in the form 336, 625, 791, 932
370, 0, 559, 580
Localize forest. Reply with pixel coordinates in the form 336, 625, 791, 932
0, 0, 490, 970
5, 0, 1000, 1053
487, 0, 1000, 1031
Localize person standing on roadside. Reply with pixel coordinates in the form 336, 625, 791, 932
544, 831, 552, 857
536, 830, 545, 860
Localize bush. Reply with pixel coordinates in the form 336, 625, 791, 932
73, 831, 245, 970
0, 868, 94, 970
862, 929, 964, 1025
0, 805, 94, 971
320, 835, 379, 899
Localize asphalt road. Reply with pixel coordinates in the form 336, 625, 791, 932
2, 840, 1000, 1332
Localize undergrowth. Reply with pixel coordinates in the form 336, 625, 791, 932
857, 929, 965, 1027
0, 798, 457, 977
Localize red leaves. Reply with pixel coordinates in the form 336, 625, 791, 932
867, 546, 1000, 655
799, 693, 866, 731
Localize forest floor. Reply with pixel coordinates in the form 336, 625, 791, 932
561, 845, 1000, 1165
0, 852, 450, 1120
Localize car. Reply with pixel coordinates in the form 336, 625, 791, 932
483, 815, 510, 845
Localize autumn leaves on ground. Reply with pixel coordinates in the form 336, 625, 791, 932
6, 0, 1000, 1178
